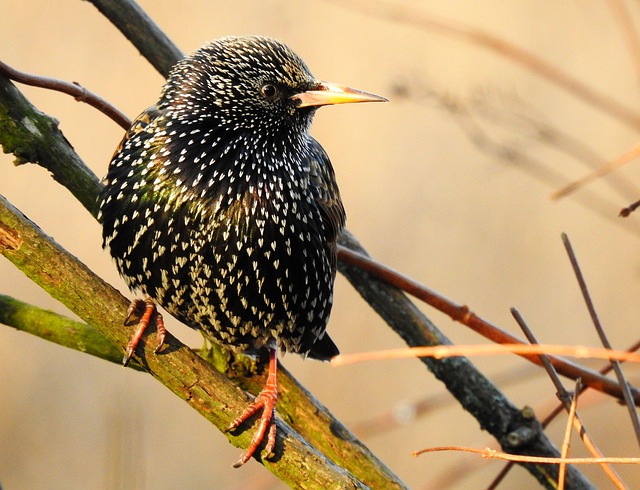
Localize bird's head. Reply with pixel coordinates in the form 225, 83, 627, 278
162, 35, 386, 140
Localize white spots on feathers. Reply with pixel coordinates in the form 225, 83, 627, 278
99, 35, 343, 356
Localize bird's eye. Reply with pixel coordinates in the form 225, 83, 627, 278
261, 84, 277, 98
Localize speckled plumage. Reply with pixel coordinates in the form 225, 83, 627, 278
98, 35, 385, 465
100, 36, 344, 358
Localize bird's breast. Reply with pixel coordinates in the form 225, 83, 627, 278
101, 120, 336, 352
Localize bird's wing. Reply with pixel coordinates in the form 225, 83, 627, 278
302, 138, 344, 360
110, 105, 165, 159
306, 137, 346, 245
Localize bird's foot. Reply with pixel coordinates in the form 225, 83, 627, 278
228, 387, 277, 468
123, 297, 166, 366
228, 348, 279, 467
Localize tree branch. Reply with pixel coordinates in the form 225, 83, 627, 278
0, 59, 130, 130
0, 293, 145, 371
0, 76, 102, 217
0, 193, 407, 489
84, 0, 183, 78
337, 231, 595, 489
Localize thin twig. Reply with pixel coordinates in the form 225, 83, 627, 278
513, 308, 575, 405
414, 446, 640, 465
512, 308, 626, 489
338, 245, 640, 404
562, 233, 640, 448
331, 343, 640, 365
558, 381, 581, 490
552, 143, 640, 200
0, 59, 130, 130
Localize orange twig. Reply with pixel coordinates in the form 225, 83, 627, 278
337, 245, 640, 404
332, 343, 640, 366
552, 142, 640, 199
558, 381, 580, 490
413, 446, 640, 465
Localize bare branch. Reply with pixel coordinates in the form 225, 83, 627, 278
414, 446, 640, 465
562, 233, 640, 448
552, 143, 640, 200
84, 0, 183, 78
0, 59, 130, 130
338, 243, 640, 403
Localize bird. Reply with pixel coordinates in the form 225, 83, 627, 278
98, 35, 386, 467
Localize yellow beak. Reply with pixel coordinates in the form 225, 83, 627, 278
292, 81, 388, 108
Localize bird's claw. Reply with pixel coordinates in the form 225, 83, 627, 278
124, 298, 145, 325
229, 385, 278, 467
122, 297, 165, 366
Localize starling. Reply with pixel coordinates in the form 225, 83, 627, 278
98, 35, 386, 467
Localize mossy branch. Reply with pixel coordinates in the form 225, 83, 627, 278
0, 193, 407, 489
0, 293, 146, 370
0, 76, 102, 216
85, 0, 183, 78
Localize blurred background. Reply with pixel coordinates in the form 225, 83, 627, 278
2, 1, 640, 488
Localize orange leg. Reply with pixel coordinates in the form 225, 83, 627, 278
123, 297, 166, 366
228, 347, 279, 467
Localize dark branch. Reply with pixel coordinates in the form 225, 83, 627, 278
84, 0, 184, 78
562, 233, 640, 447
338, 244, 639, 403
337, 231, 595, 489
